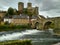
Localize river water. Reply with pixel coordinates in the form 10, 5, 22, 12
0, 29, 60, 45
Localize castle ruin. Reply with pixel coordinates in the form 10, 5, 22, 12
18, 2, 39, 15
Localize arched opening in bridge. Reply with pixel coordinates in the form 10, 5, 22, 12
43, 21, 52, 30
35, 22, 39, 29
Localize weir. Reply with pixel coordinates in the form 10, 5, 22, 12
0, 29, 60, 45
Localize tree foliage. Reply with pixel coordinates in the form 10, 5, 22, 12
5, 7, 18, 16
23, 8, 27, 14
8, 7, 14, 15
27, 8, 33, 27
14, 9, 18, 15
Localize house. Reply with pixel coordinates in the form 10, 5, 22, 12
4, 14, 37, 25
4, 17, 12, 23
11, 14, 29, 25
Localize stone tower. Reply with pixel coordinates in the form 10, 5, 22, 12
27, 2, 32, 14
27, 2, 32, 8
18, 2, 24, 14
34, 7, 39, 15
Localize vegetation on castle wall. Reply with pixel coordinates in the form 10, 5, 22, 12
50, 22, 55, 29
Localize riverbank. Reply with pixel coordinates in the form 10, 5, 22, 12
0, 24, 32, 32
52, 42, 60, 45
0, 39, 32, 45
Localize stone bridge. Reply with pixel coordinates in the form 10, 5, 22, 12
31, 15, 60, 30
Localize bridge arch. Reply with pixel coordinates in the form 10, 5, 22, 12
35, 22, 40, 29
43, 21, 52, 29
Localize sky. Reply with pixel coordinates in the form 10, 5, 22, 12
0, 0, 60, 17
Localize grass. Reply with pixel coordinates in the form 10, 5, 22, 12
0, 40, 32, 45
0, 24, 32, 32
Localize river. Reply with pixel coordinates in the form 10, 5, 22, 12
0, 29, 60, 45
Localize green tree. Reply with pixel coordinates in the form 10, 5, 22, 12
14, 9, 18, 15
0, 16, 1, 24
8, 7, 14, 15
23, 8, 27, 14
4, 21, 9, 25
5, 12, 9, 16
23, 8, 33, 27
27, 8, 33, 27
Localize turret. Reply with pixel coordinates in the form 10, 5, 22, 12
18, 2, 24, 14
34, 7, 39, 15
27, 2, 32, 14
27, 2, 32, 8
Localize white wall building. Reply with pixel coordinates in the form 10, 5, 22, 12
4, 18, 12, 23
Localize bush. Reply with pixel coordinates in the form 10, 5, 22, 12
0, 24, 31, 31
15, 24, 31, 29
53, 28, 60, 34
4, 21, 9, 25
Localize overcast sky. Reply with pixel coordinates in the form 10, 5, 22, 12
0, 0, 60, 17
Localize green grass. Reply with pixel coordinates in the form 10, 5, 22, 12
0, 24, 32, 31
0, 40, 32, 45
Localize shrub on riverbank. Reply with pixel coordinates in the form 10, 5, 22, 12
0, 24, 31, 31
53, 28, 60, 34
0, 40, 32, 45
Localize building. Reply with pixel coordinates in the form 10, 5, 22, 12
2, 2, 60, 30
0, 2, 39, 18
18, 2, 39, 15
0, 2, 38, 26
4, 14, 37, 25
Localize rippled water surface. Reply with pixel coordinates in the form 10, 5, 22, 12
0, 29, 60, 45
